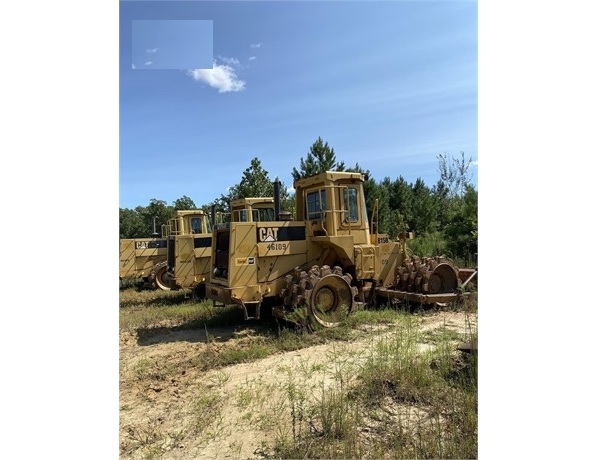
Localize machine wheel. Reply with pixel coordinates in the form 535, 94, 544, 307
308, 273, 355, 328
428, 263, 458, 294
279, 265, 358, 329
150, 261, 171, 291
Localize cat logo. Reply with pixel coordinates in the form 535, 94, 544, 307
235, 257, 256, 266
258, 227, 279, 242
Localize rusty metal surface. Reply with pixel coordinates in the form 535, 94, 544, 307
392, 256, 459, 294
375, 287, 462, 304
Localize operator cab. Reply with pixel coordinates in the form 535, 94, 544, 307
294, 171, 371, 245
162, 210, 211, 237
230, 197, 276, 223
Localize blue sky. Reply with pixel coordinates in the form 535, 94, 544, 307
120, 0, 478, 209
131, 20, 213, 69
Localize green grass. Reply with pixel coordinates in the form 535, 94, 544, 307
120, 286, 477, 458
192, 383, 225, 440
270, 318, 478, 459
120, 286, 477, 372
119, 287, 195, 308
119, 287, 247, 331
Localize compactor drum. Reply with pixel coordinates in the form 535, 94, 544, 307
149, 260, 171, 291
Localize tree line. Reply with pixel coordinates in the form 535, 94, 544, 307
120, 137, 477, 263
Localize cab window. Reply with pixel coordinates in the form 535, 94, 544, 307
343, 187, 359, 223
307, 190, 326, 220
190, 217, 202, 234
259, 208, 275, 222
230, 209, 247, 222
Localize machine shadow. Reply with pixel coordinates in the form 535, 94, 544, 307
132, 305, 299, 347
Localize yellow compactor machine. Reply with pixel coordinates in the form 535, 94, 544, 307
119, 210, 209, 290
163, 199, 275, 297
119, 237, 167, 288
207, 171, 477, 327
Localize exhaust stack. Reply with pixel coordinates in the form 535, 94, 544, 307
273, 180, 281, 221
151, 216, 159, 237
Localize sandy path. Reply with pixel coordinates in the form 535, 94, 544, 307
119, 311, 476, 459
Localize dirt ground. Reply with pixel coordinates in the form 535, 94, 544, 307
119, 310, 476, 459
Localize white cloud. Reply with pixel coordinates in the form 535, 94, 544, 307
131, 63, 136, 69
250, 42, 262, 48
144, 61, 153, 66
187, 62, 246, 93
218, 56, 240, 66
249, 56, 257, 61
146, 47, 159, 54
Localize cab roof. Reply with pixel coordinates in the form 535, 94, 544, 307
293, 171, 365, 189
